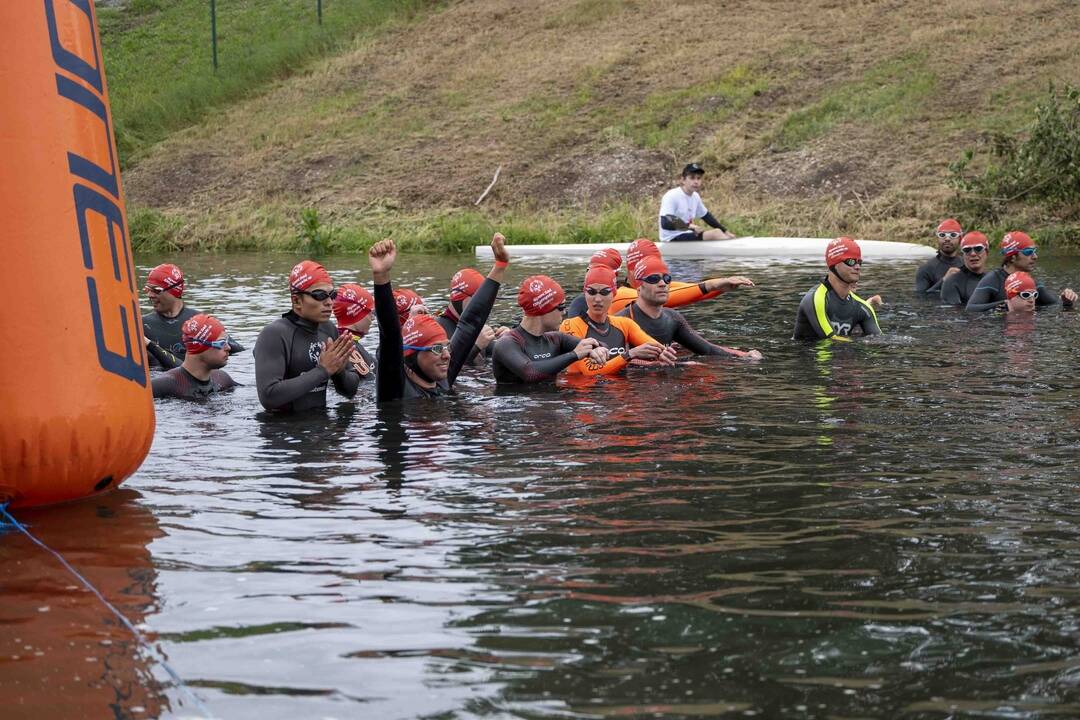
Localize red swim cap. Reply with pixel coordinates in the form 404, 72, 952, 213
181, 313, 226, 355
289, 260, 332, 292
632, 255, 670, 285
401, 314, 448, 356
826, 236, 861, 266
1004, 271, 1037, 298
449, 268, 484, 303
626, 238, 660, 269
517, 275, 565, 316
936, 218, 962, 234
147, 264, 184, 297
584, 265, 617, 291
393, 288, 425, 325
1000, 231, 1034, 257
333, 283, 373, 327
589, 247, 623, 271
961, 231, 988, 249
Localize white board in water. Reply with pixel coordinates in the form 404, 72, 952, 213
475, 237, 934, 261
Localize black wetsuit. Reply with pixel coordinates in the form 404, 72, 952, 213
152, 367, 237, 399
253, 311, 361, 411
793, 278, 881, 340
914, 252, 963, 294
143, 305, 244, 367
966, 268, 1063, 312
940, 266, 988, 307
491, 327, 583, 384
435, 308, 490, 364
374, 277, 498, 401
616, 303, 740, 357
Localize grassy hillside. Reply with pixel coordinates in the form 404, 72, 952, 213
104, 0, 1080, 252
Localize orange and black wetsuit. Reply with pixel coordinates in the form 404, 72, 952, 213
558, 314, 660, 375
567, 281, 721, 318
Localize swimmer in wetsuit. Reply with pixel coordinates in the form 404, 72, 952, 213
914, 218, 964, 294
152, 314, 238, 399
142, 263, 244, 368
1003, 272, 1042, 314
559, 265, 677, 375
966, 231, 1077, 312
492, 275, 607, 384
793, 236, 883, 340
566, 238, 753, 318
253, 260, 361, 412
657, 163, 736, 242
333, 283, 376, 381
370, 234, 509, 401
435, 267, 504, 366
940, 231, 991, 306
616, 255, 763, 360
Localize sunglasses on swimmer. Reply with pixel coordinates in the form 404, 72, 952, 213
641, 273, 673, 285
404, 343, 449, 355
585, 287, 613, 296
961, 245, 987, 254
936, 231, 962, 239
1017, 290, 1039, 300
296, 288, 338, 301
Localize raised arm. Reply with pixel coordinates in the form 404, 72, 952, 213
370, 239, 406, 402
447, 233, 508, 387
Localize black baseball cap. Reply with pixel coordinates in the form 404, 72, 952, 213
681, 162, 705, 176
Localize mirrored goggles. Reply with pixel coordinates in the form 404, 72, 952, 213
841, 258, 863, 267
295, 288, 338, 301
186, 336, 230, 350
961, 245, 987, 254
404, 343, 449, 355
641, 273, 673, 285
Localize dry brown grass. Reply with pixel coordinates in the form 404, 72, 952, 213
122, 0, 1080, 248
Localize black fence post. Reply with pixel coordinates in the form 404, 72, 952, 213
317, 0, 323, 25
210, 0, 218, 71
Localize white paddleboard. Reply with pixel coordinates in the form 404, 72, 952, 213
475, 237, 934, 261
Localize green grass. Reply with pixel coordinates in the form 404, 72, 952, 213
614, 65, 770, 151
97, 0, 438, 166
776, 53, 937, 149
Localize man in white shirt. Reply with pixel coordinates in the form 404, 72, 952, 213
657, 163, 736, 242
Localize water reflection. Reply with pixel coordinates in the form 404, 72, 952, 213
4, 252, 1080, 718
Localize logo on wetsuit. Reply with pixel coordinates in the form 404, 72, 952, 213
308, 342, 322, 365
830, 321, 853, 336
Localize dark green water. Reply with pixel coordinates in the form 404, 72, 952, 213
4, 250, 1080, 719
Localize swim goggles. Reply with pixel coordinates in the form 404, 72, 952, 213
143, 281, 182, 294
585, 287, 613, 296
841, 258, 862, 267
640, 273, 673, 285
186, 336, 230, 350
1016, 290, 1039, 300
294, 288, 338, 301
936, 231, 961, 239
961, 245, 986, 254
404, 343, 449, 355
1002, 247, 1037, 257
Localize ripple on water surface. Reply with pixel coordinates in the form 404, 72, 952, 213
4, 253, 1080, 719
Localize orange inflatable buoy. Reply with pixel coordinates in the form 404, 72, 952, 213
0, 1, 154, 508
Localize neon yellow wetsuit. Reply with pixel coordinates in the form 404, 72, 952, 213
792, 278, 880, 340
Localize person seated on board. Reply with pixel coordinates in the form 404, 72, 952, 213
332, 283, 376, 381
152, 314, 238, 399
1003, 272, 1043, 314
142, 263, 243, 368
370, 234, 508, 401
966, 231, 1077, 311
940, 231, 991, 307
435, 267, 505, 366
616, 255, 763, 361
914, 218, 964, 294
793, 237, 883, 340
567, 239, 754, 318
492, 275, 609, 384
559, 265, 677, 375
658, 163, 737, 242
253, 260, 361, 412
